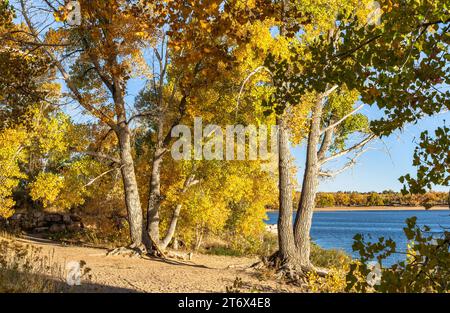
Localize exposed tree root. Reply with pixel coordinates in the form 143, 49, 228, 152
165, 250, 193, 261
313, 266, 329, 277
106, 245, 145, 258
147, 241, 168, 259
149, 245, 194, 261
144, 236, 194, 262
250, 251, 329, 285
107, 240, 194, 263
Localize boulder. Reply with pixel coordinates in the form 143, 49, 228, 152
49, 224, 66, 233
10, 213, 23, 221
32, 211, 44, 219
70, 214, 82, 222
34, 227, 50, 233
45, 214, 63, 223
37, 221, 48, 228
22, 220, 36, 230
5, 211, 83, 234
62, 214, 72, 224
66, 223, 81, 232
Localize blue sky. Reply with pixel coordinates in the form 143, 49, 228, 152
292, 105, 449, 193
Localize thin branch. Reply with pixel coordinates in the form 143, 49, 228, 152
334, 34, 382, 59
319, 148, 371, 178
84, 166, 123, 187
321, 84, 339, 98
3, 37, 72, 47
321, 104, 365, 135
19, 0, 117, 129
236, 66, 273, 118
81, 37, 114, 93
334, 18, 450, 60
161, 61, 202, 149
320, 134, 376, 164
127, 110, 157, 124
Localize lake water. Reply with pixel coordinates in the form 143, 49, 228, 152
265, 210, 450, 266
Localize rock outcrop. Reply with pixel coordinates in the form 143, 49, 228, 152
3, 211, 83, 234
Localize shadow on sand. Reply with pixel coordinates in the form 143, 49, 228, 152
0, 268, 138, 293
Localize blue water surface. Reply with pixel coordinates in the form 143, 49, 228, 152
265, 210, 450, 265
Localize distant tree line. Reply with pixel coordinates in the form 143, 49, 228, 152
310, 191, 449, 208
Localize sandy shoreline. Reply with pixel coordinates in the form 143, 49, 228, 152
267, 206, 449, 213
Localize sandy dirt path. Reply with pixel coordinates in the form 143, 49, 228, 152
14, 236, 298, 293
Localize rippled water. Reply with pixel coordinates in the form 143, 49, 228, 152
265, 209, 450, 265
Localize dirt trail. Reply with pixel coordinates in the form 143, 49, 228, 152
14, 237, 298, 293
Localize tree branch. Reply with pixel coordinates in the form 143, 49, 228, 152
161, 61, 202, 149
321, 84, 339, 98
84, 166, 124, 187
81, 37, 115, 94
160, 170, 200, 249
334, 34, 383, 59
317, 126, 334, 160
19, 0, 117, 130
334, 18, 450, 60
319, 148, 370, 178
320, 104, 365, 135
236, 66, 273, 118
320, 134, 376, 164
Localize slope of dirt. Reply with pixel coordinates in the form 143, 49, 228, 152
14, 237, 300, 293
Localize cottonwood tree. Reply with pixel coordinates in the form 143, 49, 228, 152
158, 159, 277, 252
243, 0, 378, 275
324, 0, 450, 203
261, 0, 449, 276
135, 0, 281, 250
352, 1, 449, 198
294, 88, 374, 269
0, 128, 28, 218
9, 0, 280, 253
0, 1, 70, 218
0, 0, 57, 126
11, 0, 165, 250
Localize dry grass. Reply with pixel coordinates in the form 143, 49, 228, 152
0, 236, 64, 293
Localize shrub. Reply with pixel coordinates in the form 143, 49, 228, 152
207, 246, 243, 257
346, 217, 450, 293
367, 192, 384, 206
307, 245, 354, 293
204, 231, 279, 257
316, 193, 336, 208
310, 242, 351, 268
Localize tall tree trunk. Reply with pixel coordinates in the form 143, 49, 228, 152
117, 125, 144, 248
194, 224, 204, 251
273, 0, 300, 267
276, 116, 297, 262
161, 203, 182, 249
160, 173, 197, 249
147, 147, 165, 245
293, 103, 323, 266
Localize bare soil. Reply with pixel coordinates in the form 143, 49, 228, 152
14, 236, 300, 293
